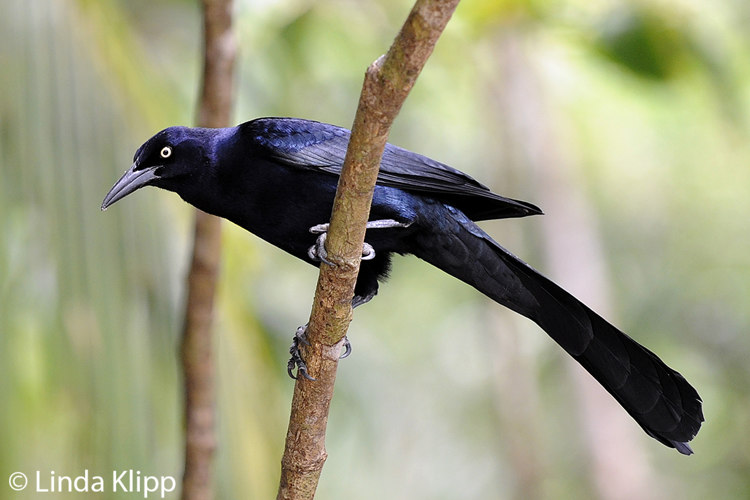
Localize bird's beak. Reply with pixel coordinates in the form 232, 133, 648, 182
101, 164, 159, 210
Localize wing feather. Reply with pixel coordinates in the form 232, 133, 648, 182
244, 117, 542, 220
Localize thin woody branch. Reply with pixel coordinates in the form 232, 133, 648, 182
180, 1, 236, 499
276, 1, 461, 498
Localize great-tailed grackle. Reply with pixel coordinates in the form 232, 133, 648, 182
102, 117, 703, 454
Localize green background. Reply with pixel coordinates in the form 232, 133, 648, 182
2, 0, 748, 498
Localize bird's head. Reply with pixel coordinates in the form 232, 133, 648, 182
101, 126, 213, 210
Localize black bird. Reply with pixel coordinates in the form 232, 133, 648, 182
102, 117, 703, 454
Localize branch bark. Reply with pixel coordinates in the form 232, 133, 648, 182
276, 1, 460, 498
180, 1, 236, 500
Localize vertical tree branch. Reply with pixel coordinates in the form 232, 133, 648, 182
276, 1, 460, 498
180, 1, 236, 500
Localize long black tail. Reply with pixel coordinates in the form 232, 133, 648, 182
414, 209, 703, 453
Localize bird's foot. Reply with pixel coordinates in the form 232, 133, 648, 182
306, 229, 335, 266
288, 324, 315, 381
286, 324, 352, 380
307, 223, 376, 265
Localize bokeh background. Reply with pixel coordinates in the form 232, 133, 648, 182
2, 0, 749, 498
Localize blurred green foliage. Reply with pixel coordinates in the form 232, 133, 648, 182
2, 0, 750, 498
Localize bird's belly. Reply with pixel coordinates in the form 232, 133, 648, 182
215, 176, 421, 263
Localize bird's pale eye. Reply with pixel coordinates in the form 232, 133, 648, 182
160, 146, 172, 159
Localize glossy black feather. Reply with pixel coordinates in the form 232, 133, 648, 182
103, 117, 704, 454
243, 118, 542, 221
407, 202, 703, 452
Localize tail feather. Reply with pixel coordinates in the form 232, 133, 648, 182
414, 210, 703, 452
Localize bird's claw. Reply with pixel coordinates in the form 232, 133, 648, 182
286, 325, 352, 380
287, 352, 315, 381
288, 325, 315, 381
307, 232, 336, 266
307, 223, 377, 264
361, 242, 375, 260
341, 336, 352, 359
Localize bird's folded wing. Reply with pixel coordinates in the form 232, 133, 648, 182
244, 117, 541, 220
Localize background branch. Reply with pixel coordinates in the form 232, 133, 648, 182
276, 1, 460, 498
180, 1, 236, 499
